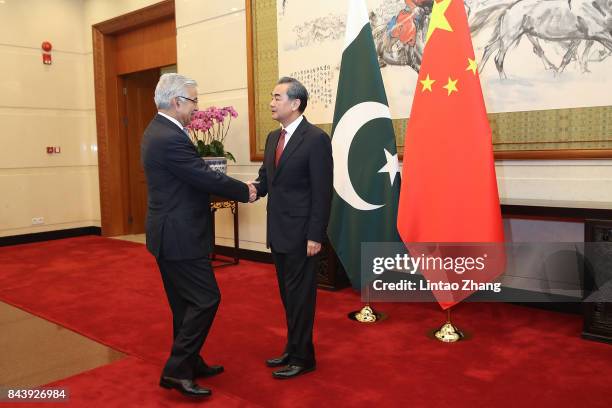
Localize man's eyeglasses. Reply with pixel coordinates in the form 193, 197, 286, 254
177, 96, 199, 105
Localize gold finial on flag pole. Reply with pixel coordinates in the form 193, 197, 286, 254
434, 307, 464, 342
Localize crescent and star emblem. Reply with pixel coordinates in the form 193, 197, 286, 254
331, 101, 400, 211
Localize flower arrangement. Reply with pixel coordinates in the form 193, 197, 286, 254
186, 106, 238, 162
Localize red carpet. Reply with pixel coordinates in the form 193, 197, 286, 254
1, 236, 611, 407
14, 357, 252, 408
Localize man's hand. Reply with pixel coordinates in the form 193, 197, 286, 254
307, 240, 321, 257
247, 182, 258, 203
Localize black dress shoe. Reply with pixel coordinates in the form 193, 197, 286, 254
272, 364, 316, 379
159, 376, 212, 398
266, 352, 290, 367
195, 363, 224, 378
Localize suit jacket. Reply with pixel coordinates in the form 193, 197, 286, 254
141, 114, 249, 260
256, 117, 333, 253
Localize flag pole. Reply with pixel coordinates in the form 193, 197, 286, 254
433, 306, 464, 342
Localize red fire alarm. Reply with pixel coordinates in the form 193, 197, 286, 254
42, 41, 52, 65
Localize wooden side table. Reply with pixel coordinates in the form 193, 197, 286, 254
210, 195, 239, 267
583, 219, 612, 344
317, 237, 350, 290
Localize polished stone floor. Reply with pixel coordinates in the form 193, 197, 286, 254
110, 234, 146, 244
0, 302, 124, 388
0, 235, 145, 387
0, 234, 143, 387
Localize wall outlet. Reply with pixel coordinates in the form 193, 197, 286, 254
31, 217, 45, 225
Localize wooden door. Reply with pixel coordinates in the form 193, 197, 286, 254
93, 0, 176, 236
122, 68, 160, 234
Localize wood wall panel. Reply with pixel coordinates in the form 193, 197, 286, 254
93, 0, 175, 236
115, 18, 176, 75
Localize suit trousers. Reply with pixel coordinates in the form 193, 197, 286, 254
156, 256, 220, 379
272, 247, 318, 367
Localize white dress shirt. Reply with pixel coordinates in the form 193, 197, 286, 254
158, 111, 185, 132
281, 115, 303, 148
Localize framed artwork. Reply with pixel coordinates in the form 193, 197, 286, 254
247, 0, 612, 160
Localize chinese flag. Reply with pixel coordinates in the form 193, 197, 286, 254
397, 0, 504, 309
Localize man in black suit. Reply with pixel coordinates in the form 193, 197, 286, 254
254, 77, 333, 379
142, 73, 257, 398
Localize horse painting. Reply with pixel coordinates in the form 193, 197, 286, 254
477, 0, 612, 78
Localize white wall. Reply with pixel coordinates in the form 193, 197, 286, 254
0, 0, 98, 237
497, 160, 612, 207
0, 0, 167, 237
176, 0, 269, 252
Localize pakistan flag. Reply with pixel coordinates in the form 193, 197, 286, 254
327, 0, 402, 289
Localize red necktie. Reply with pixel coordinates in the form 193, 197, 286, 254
275, 129, 287, 166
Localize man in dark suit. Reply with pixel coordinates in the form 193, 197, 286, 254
254, 77, 333, 379
142, 73, 257, 398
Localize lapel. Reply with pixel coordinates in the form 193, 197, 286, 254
273, 117, 308, 181
155, 114, 192, 144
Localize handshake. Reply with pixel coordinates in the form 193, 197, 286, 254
246, 181, 259, 203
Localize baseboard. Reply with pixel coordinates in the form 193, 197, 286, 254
213, 244, 273, 264
0, 227, 102, 247
581, 331, 612, 344
510, 300, 582, 315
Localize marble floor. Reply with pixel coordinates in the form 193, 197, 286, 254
0, 235, 144, 389
110, 234, 146, 244
0, 302, 124, 388
0, 234, 159, 388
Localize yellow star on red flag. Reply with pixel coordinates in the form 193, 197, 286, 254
420, 74, 435, 92
466, 58, 478, 75
426, 0, 453, 44
442, 77, 458, 95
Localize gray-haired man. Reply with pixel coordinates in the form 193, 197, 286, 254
142, 73, 256, 398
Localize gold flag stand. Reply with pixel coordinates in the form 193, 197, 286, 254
348, 304, 384, 323
433, 308, 464, 342
348, 283, 387, 323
